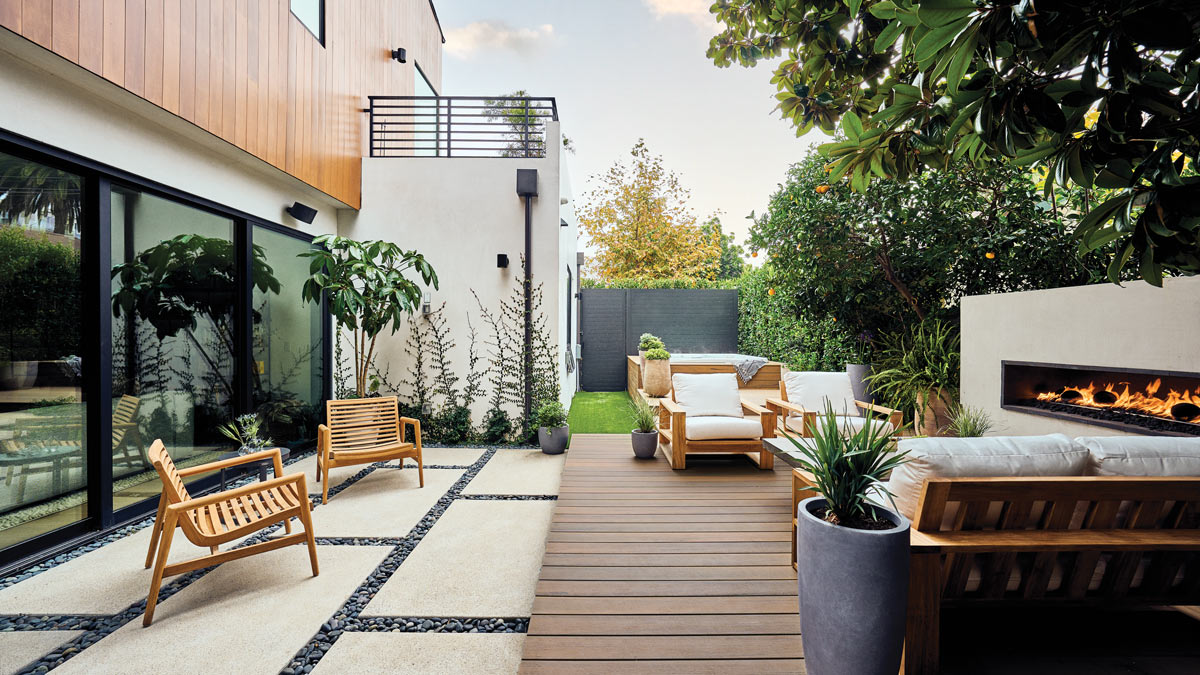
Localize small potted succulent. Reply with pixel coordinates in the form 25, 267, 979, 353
637, 333, 664, 386
535, 400, 569, 455
788, 403, 911, 675
628, 395, 659, 459
642, 347, 671, 397
219, 413, 273, 456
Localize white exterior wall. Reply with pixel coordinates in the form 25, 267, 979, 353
342, 122, 578, 420
961, 276, 1200, 437
0, 31, 340, 239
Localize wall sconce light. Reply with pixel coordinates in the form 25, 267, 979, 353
421, 290, 431, 316
391, 48, 407, 63
286, 201, 317, 224
560, 218, 568, 228
497, 253, 510, 268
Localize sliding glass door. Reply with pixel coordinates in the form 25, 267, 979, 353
0, 150, 87, 552
0, 136, 327, 571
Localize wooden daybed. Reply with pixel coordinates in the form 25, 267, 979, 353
791, 472, 1200, 674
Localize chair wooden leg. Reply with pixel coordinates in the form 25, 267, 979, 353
902, 553, 942, 675
321, 462, 330, 504
298, 478, 319, 577
144, 494, 167, 569
143, 512, 177, 627
209, 546, 219, 553
417, 457, 424, 488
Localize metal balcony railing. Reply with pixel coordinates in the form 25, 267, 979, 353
367, 96, 559, 158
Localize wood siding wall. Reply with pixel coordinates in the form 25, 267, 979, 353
0, 0, 442, 208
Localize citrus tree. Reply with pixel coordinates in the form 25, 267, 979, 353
300, 236, 438, 397
709, 0, 1200, 283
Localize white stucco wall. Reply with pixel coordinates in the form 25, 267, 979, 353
342, 122, 578, 421
0, 30, 340, 238
961, 276, 1200, 437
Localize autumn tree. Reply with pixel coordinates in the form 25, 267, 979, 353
578, 140, 720, 280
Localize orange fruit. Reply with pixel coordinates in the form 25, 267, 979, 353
768, 288, 776, 296
985, 252, 996, 259
815, 184, 831, 194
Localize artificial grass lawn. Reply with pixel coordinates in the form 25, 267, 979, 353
567, 391, 635, 434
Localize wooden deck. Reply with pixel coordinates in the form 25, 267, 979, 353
520, 433, 803, 674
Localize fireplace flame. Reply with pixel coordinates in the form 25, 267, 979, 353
1036, 378, 1200, 423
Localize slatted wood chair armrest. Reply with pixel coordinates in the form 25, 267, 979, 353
909, 528, 1200, 554
855, 399, 903, 430
399, 416, 422, 439
740, 399, 771, 416
167, 471, 307, 513
658, 398, 685, 415
657, 397, 685, 432
741, 399, 777, 438
176, 448, 285, 479
765, 397, 810, 416
766, 398, 817, 436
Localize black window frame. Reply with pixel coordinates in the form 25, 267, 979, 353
0, 127, 332, 575
290, 0, 325, 46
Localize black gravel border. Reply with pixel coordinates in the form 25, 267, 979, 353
458, 494, 558, 501
342, 615, 528, 634
280, 448, 503, 674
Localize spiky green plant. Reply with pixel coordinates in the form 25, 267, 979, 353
867, 319, 960, 428
944, 404, 995, 438
629, 395, 658, 433
786, 403, 909, 526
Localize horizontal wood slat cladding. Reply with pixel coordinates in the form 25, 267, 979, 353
0, 0, 442, 208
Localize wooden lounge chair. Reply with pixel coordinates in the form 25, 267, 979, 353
111, 395, 146, 472
142, 440, 318, 626
655, 372, 776, 470
766, 370, 901, 439
316, 396, 423, 503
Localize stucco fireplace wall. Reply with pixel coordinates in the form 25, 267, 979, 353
961, 276, 1200, 437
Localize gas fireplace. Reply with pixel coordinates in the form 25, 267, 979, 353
1001, 361, 1200, 436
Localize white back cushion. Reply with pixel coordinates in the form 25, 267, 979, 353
886, 434, 1090, 520
783, 371, 858, 415
672, 373, 743, 418
1076, 436, 1200, 476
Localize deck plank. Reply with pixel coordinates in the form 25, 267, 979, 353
520, 433, 802, 673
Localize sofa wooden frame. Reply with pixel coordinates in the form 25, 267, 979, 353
654, 390, 776, 471
792, 473, 1200, 674
766, 381, 902, 439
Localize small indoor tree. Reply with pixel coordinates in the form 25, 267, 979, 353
300, 235, 438, 398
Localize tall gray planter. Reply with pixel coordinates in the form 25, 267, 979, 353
797, 496, 910, 675
846, 363, 872, 404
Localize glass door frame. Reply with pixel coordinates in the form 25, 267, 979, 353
0, 129, 332, 574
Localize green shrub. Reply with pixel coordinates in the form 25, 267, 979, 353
638, 333, 664, 350
535, 401, 568, 429
736, 265, 856, 371
481, 407, 513, 444
868, 320, 961, 423
644, 347, 670, 360
580, 277, 739, 290
429, 404, 472, 444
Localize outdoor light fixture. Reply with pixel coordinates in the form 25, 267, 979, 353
561, 218, 568, 227
422, 290, 431, 315
285, 201, 317, 224
497, 253, 510, 268
516, 169, 538, 197
391, 48, 407, 63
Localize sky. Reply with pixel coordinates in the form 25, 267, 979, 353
434, 0, 826, 252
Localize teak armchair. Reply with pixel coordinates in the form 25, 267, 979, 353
655, 373, 776, 471
142, 440, 318, 626
766, 371, 901, 439
317, 396, 423, 503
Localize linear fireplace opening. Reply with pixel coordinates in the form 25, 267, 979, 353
1001, 361, 1200, 436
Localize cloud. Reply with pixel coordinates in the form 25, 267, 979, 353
444, 21, 555, 59
644, 0, 716, 28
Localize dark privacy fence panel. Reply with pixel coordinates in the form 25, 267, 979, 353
579, 289, 739, 391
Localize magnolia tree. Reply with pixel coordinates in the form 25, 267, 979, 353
300, 236, 438, 398
709, 0, 1200, 283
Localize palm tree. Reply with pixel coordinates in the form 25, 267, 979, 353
0, 153, 82, 236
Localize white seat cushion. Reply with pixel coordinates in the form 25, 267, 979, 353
672, 373, 743, 418
684, 416, 763, 441
1075, 436, 1200, 476
886, 434, 1090, 520
783, 371, 859, 415
785, 414, 894, 437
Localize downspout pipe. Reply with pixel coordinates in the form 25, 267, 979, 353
516, 169, 539, 423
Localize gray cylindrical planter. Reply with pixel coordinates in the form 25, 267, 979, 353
846, 363, 872, 404
797, 496, 910, 675
538, 425, 569, 454
631, 430, 657, 459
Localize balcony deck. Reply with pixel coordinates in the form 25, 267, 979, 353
519, 433, 804, 674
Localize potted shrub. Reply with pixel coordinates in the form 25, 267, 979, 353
944, 403, 994, 437
787, 404, 911, 675
867, 319, 960, 436
218, 413, 273, 456
628, 395, 659, 459
642, 347, 671, 397
637, 333, 664, 386
535, 400, 569, 455
846, 330, 874, 404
